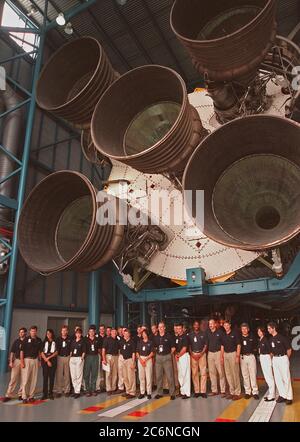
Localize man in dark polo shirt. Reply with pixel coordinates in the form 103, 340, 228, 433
153, 321, 176, 400
3, 327, 27, 402
102, 328, 119, 395
120, 329, 136, 398
55, 325, 72, 398
175, 323, 190, 399
240, 323, 259, 399
207, 318, 226, 397
221, 320, 242, 400
268, 322, 293, 405
84, 326, 102, 396
189, 320, 208, 398
20, 325, 42, 403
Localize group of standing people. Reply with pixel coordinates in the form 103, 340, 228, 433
2, 318, 293, 406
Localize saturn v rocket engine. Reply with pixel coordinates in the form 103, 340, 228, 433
18, 1, 300, 296
170, 0, 278, 123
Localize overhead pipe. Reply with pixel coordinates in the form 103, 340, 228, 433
0, 84, 24, 225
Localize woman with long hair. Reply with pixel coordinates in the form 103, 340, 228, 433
257, 326, 275, 401
41, 329, 57, 400
136, 329, 154, 399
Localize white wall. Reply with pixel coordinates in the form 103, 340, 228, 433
9, 309, 113, 348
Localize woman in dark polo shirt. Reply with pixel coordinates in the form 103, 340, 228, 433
136, 329, 154, 399
41, 329, 57, 400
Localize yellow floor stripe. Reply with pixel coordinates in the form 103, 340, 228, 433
124, 397, 170, 420
282, 383, 300, 422
216, 397, 253, 421
79, 395, 127, 414
216, 380, 266, 422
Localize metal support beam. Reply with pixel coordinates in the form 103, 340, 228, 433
0, 1, 48, 374
45, 0, 97, 32
88, 271, 100, 328
112, 252, 300, 303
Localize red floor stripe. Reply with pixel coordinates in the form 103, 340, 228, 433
23, 400, 46, 406
128, 411, 148, 417
82, 406, 104, 412
215, 418, 236, 422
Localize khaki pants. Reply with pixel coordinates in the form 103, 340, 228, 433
69, 357, 84, 394
224, 351, 241, 396
56, 356, 71, 394
21, 358, 39, 400
123, 358, 136, 396
208, 351, 226, 394
240, 354, 258, 395
105, 354, 118, 392
6, 359, 22, 398
138, 357, 153, 395
177, 353, 191, 397
156, 354, 175, 396
118, 354, 125, 390
272, 355, 293, 400
191, 353, 207, 394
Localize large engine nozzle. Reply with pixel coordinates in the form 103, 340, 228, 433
36, 37, 117, 128
170, 0, 277, 82
18, 171, 124, 274
91, 65, 207, 174
183, 116, 300, 251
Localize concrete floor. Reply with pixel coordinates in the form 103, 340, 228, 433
1, 354, 299, 422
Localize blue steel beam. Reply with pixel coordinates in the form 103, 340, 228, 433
45, 0, 97, 32
88, 271, 100, 328
112, 252, 300, 303
0, 50, 37, 64
0, 4, 47, 373
0, 195, 17, 210
0, 27, 40, 34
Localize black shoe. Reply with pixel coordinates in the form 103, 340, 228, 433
253, 394, 259, 400
121, 393, 127, 397
28, 397, 35, 403
2, 397, 11, 403
286, 400, 293, 405
155, 394, 162, 399
127, 394, 136, 399
264, 397, 275, 402
182, 395, 189, 400
147, 395, 151, 399
71, 393, 76, 398
138, 394, 145, 399
18, 396, 22, 401
244, 394, 251, 399
49, 395, 54, 400
163, 389, 169, 394
22, 399, 28, 404
200, 393, 207, 399
276, 396, 286, 403
193, 393, 200, 398
74, 394, 80, 399
41, 395, 48, 400
64, 393, 70, 397
170, 395, 176, 400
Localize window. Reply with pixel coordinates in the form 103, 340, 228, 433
1, 1, 39, 55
